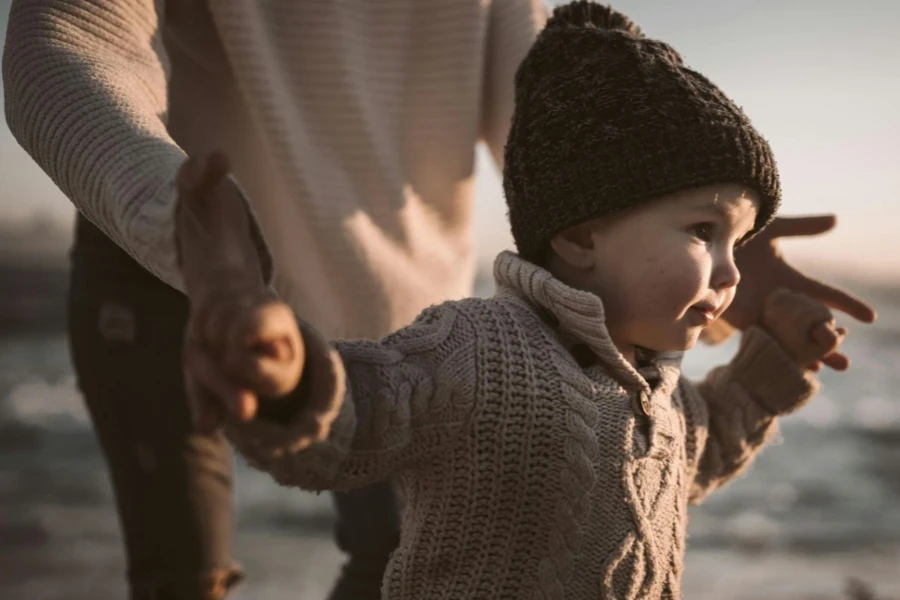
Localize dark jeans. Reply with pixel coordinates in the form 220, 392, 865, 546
67, 215, 399, 599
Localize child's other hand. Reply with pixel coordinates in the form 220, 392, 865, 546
762, 288, 849, 372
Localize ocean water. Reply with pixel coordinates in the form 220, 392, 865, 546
1, 305, 899, 599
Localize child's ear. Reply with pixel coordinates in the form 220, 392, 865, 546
549, 223, 596, 270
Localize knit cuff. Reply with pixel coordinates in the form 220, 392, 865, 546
730, 326, 820, 416
225, 318, 355, 464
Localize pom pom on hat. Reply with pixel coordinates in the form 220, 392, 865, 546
544, 0, 643, 36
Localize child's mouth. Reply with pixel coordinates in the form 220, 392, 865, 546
688, 304, 719, 326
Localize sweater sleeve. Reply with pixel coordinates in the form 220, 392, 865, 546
480, 0, 547, 168
679, 326, 820, 504
2, 0, 270, 290
225, 303, 479, 492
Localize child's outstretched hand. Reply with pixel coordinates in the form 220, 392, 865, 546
761, 288, 849, 372
175, 152, 305, 433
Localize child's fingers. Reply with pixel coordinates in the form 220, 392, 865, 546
184, 342, 258, 422
189, 293, 279, 358
231, 301, 297, 351
224, 350, 302, 398
244, 301, 299, 339
811, 324, 849, 371
224, 302, 305, 396
811, 323, 849, 366
822, 351, 850, 371
187, 298, 302, 402
810, 320, 839, 352
796, 300, 835, 333
825, 326, 850, 370
764, 289, 854, 370
765, 288, 833, 335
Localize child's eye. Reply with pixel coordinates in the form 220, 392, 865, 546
688, 223, 715, 242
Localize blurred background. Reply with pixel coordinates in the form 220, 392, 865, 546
1, 0, 898, 598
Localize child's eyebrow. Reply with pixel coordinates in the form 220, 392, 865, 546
687, 199, 758, 236
690, 195, 755, 222
687, 201, 732, 220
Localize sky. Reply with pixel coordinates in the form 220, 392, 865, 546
1, 0, 899, 281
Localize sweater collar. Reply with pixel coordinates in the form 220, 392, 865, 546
492, 251, 683, 394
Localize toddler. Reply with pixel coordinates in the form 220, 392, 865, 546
176, 3, 848, 598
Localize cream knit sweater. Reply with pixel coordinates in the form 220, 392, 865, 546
227, 251, 820, 600
2, 0, 547, 339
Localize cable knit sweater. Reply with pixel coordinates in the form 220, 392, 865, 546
227, 251, 819, 600
2, 0, 547, 339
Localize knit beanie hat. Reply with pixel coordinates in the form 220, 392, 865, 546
504, 1, 781, 263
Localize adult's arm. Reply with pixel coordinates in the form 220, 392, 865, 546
480, 0, 548, 169
2, 0, 268, 290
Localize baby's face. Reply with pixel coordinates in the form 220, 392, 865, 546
564, 184, 760, 355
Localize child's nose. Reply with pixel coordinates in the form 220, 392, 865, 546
713, 255, 741, 291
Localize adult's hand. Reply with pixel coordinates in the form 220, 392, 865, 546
176, 153, 297, 432
175, 153, 264, 304
703, 215, 877, 345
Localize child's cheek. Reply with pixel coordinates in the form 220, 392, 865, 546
655, 262, 704, 318
639, 274, 682, 323
719, 287, 737, 313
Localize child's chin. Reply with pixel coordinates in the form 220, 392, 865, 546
633, 323, 702, 354
665, 340, 697, 352
680, 329, 703, 350
653, 329, 701, 352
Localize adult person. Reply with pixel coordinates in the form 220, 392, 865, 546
2, 1, 876, 599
